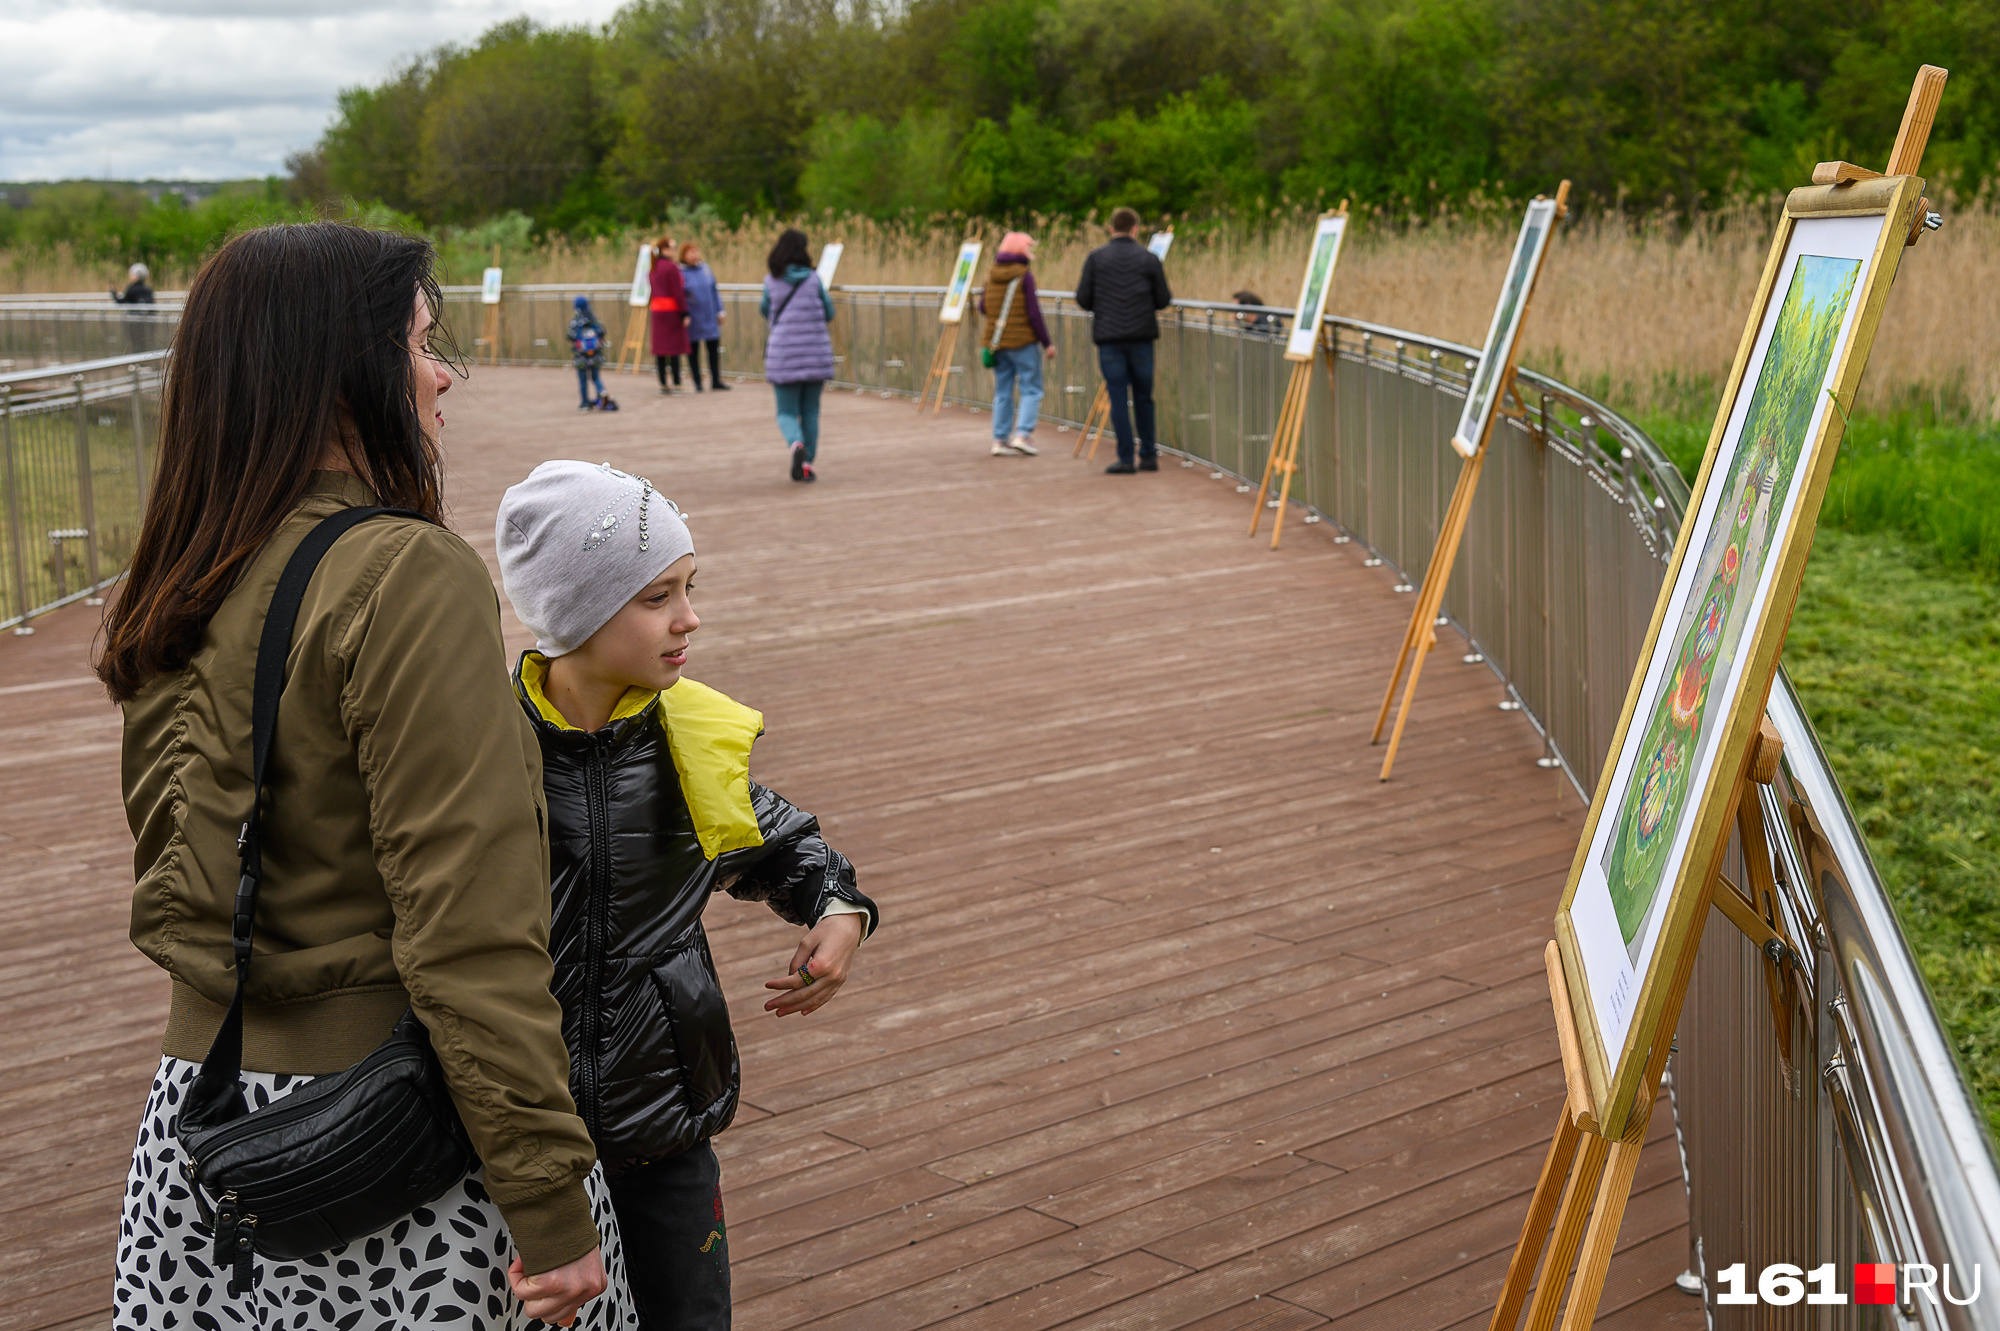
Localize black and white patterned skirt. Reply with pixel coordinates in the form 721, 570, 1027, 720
114, 1055, 638, 1330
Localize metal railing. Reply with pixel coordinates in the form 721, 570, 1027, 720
28, 282, 1996, 1326
0, 352, 163, 632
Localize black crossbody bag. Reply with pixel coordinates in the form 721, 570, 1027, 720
175, 506, 477, 1293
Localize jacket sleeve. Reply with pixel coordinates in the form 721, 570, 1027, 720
1023, 273, 1051, 346
1151, 257, 1173, 310
1074, 254, 1096, 312
338, 527, 599, 1275
713, 781, 878, 936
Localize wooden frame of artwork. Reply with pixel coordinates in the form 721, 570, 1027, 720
938, 240, 982, 325
1452, 194, 1560, 457
1283, 212, 1347, 362
1555, 172, 1928, 1139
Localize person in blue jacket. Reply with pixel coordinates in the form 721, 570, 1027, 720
568, 296, 611, 410
678, 242, 729, 391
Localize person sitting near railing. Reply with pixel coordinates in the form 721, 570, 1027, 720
1232, 291, 1286, 339
1074, 207, 1172, 474
110, 263, 155, 305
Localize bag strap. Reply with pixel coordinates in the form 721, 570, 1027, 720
989, 278, 1021, 350
768, 276, 806, 330
182, 504, 429, 1131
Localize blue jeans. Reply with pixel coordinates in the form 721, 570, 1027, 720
990, 344, 1045, 439
773, 379, 824, 461
576, 364, 604, 406
1096, 340, 1156, 463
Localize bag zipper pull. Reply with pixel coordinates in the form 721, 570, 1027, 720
211, 1190, 237, 1266
225, 1206, 258, 1296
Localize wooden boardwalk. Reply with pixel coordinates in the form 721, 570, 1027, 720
3, 368, 1702, 1331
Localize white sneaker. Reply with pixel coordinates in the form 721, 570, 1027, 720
1007, 434, 1040, 456
991, 440, 1017, 455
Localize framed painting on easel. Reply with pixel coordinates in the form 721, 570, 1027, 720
919, 239, 984, 413
1453, 194, 1560, 456
1283, 212, 1347, 362
1557, 173, 1928, 1139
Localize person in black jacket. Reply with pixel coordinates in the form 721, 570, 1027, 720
497, 460, 878, 1330
1074, 207, 1173, 473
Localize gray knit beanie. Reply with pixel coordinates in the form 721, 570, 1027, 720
496, 460, 695, 657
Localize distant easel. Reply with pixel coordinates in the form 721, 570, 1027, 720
479, 246, 503, 366
1248, 204, 1349, 549
1491, 726, 1791, 1331
919, 239, 983, 415
620, 243, 653, 374
1373, 182, 1570, 780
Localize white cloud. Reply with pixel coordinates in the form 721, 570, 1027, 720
0, 0, 617, 181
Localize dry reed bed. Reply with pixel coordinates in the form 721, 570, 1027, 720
9, 205, 1993, 419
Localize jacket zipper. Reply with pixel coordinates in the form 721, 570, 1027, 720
581, 733, 610, 1139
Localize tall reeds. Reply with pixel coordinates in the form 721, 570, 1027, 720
7, 201, 1995, 421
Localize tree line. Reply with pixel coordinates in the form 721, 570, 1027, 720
285, 0, 2000, 233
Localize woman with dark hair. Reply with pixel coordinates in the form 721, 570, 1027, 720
99, 223, 631, 1330
759, 228, 834, 482
648, 235, 691, 394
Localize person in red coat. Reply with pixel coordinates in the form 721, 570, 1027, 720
649, 236, 691, 394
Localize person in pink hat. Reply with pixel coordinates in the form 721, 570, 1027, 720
975, 230, 1055, 456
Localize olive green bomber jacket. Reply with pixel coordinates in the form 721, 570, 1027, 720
121, 472, 599, 1273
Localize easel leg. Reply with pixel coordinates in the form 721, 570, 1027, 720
1370, 455, 1479, 743
1080, 385, 1110, 460
1488, 1107, 1584, 1331
1249, 363, 1309, 538
1554, 1136, 1647, 1331
1520, 1131, 1613, 1331
931, 325, 959, 416
1373, 449, 1488, 777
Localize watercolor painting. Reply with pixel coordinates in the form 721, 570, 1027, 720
1601, 254, 1860, 956
1452, 196, 1557, 456
940, 241, 982, 323
1284, 214, 1347, 360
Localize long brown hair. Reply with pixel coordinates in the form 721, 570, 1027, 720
96, 223, 451, 702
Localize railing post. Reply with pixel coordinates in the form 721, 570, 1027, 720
130, 365, 149, 507
2, 386, 31, 635
73, 373, 102, 600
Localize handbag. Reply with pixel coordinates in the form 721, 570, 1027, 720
980, 277, 1021, 369
175, 505, 477, 1294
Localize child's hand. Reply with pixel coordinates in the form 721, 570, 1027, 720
764, 913, 864, 1016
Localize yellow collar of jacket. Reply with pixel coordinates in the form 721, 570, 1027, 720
517, 653, 766, 861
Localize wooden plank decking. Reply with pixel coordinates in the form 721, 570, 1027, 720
1, 368, 1703, 1330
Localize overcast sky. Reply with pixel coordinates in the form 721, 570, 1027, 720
0, 0, 616, 182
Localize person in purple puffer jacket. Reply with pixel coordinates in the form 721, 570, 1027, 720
759, 229, 835, 483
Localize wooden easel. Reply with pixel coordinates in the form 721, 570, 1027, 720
1492, 723, 1788, 1331
1073, 384, 1111, 459
1249, 204, 1347, 549
621, 308, 648, 374
1372, 182, 1570, 779
917, 324, 961, 414
1244, 329, 1327, 548
1492, 67, 1947, 1329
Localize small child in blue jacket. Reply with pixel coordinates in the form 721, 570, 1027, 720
496, 460, 877, 1328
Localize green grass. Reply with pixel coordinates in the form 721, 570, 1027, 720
1786, 529, 2000, 1135
1637, 398, 2000, 1131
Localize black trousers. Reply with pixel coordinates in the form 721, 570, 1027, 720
657, 342, 723, 390
606, 1141, 731, 1329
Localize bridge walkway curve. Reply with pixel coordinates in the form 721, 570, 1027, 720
1, 368, 1702, 1330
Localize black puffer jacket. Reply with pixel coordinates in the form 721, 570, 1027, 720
1074, 236, 1173, 343
518, 664, 877, 1163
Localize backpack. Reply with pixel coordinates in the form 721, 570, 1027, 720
573, 325, 602, 355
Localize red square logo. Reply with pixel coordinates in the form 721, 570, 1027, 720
1856, 1263, 1896, 1305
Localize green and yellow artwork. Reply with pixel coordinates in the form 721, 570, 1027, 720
1601, 254, 1861, 955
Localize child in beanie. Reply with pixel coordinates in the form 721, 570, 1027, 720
496, 460, 877, 1328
